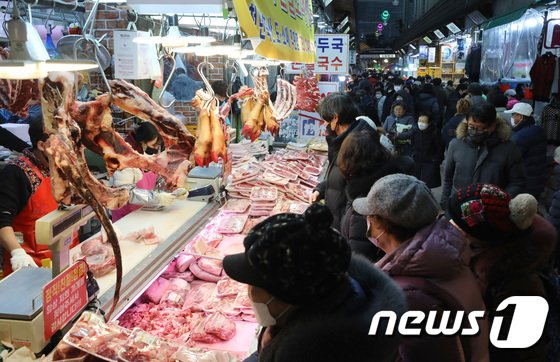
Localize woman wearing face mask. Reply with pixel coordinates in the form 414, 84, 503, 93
383, 101, 415, 156
440, 102, 526, 211
353, 174, 490, 362
337, 130, 414, 261
506, 103, 547, 199
110, 122, 180, 222
223, 203, 407, 362
124, 122, 164, 155
310, 93, 379, 230
411, 113, 443, 188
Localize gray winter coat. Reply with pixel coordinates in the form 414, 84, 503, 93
441, 118, 526, 208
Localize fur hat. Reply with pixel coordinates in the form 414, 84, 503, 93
448, 184, 537, 242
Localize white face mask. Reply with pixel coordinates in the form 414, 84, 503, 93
418, 122, 429, 131
510, 117, 518, 127
251, 296, 290, 327
367, 219, 385, 247
375, 93, 382, 99
394, 86, 402, 92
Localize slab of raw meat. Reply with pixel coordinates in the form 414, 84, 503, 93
172, 347, 236, 362
197, 248, 224, 276
144, 277, 171, 304
79, 237, 117, 278
175, 254, 196, 272
223, 199, 251, 213
64, 312, 130, 361
241, 216, 268, 234
216, 278, 246, 297
119, 328, 180, 362
203, 295, 239, 317
183, 282, 217, 311
160, 278, 190, 307
190, 262, 221, 282
122, 226, 161, 245
216, 214, 248, 234
190, 312, 236, 343
250, 186, 278, 202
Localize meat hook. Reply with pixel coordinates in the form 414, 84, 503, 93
158, 52, 176, 108
197, 61, 215, 99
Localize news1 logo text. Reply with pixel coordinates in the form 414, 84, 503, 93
369, 296, 549, 348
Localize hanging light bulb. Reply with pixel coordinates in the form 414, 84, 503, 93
0, 0, 97, 79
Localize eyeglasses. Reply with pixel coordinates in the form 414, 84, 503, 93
467, 124, 490, 132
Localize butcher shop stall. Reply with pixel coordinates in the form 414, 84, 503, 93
0, 0, 334, 360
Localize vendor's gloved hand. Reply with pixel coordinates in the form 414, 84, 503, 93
157, 192, 176, 207
171, 188, 188, 199
10, 248, 37, 271
110, 168, 143, 187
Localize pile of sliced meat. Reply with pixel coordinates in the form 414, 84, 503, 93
293, 74, 320, 112
225, 147, 326, 216
61, 312, 236, 362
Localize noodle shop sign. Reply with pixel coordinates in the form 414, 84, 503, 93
286, 34, 350, 75
43, 260, 88, 340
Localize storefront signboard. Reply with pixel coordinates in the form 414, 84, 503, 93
298, 111, 327, 142
43, 260, 88, 341
285, 34, 350, 74
233, 0, 315, 63
428, 47, 436, 63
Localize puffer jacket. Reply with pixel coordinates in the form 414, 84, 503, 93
511, 117, 547, 198
339, 156, 414, 261
470, 215, 556, 361
441, 118, 526, 208
249, 256, 407, 362
376, 217, 490, 362
314, 119, 378, 230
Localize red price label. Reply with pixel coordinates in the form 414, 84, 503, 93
43, 260, 88, 341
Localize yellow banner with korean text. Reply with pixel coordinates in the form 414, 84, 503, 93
233, 0, 316, 63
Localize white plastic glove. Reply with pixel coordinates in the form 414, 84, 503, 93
157, 192, 176, 207
10, 248, 37, 271
171, 188, 188, 199
110, 168, 143, 187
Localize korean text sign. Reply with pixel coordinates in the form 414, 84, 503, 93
233, 0, 315, 63
286, 34, 350, 74
43, 260, 88, 341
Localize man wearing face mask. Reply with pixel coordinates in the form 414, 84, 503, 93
223, 203, 406, 362
441, 102, 526, 211
506, 103, 547, 198
310, 93, 379, 230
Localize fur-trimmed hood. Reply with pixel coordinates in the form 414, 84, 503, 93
258, 256, 406, 362
456, 117, 512, 142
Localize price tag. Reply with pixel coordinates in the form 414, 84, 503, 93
43, 260, 88, 341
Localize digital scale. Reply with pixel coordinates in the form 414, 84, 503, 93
186, 165, 223, 202
0, 205, 98, 354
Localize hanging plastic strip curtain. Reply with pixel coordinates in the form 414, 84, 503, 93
480, 8, 543, 83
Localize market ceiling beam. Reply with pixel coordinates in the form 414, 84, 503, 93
392, 0, 488, 50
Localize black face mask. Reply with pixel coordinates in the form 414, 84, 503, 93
145, 147, 160, 155
467, 128, 491, 145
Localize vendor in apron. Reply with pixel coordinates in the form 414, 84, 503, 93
0, 118, 77, 275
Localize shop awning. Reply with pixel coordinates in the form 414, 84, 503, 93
482, 7, 529, 30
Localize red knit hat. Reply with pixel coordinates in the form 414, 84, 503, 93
448, 184, 527, 241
